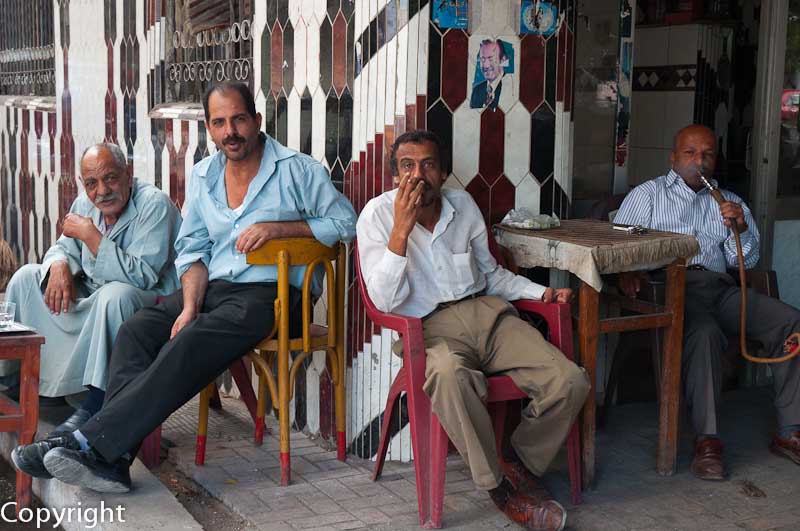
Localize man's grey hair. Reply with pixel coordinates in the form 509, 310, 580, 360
80, 143, 128, 172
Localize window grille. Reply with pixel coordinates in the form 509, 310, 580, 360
165, 0, 254, 103
0, 0, 55, 97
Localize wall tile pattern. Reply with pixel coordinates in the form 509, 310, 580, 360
0, 0, 576, 464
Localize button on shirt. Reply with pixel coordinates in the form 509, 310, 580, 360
614, 170, 759, 272
357, 188, 546, 318
175, 135, 357, 288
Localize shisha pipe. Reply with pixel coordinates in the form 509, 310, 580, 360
698, 174, 800, 363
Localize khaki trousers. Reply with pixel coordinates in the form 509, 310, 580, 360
421, 296, 590, 490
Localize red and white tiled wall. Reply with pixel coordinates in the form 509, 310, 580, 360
0, 0, 576, 463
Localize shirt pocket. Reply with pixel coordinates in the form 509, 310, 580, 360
450, 249, 479, 295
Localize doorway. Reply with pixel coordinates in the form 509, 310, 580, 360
752, 0, 800, 309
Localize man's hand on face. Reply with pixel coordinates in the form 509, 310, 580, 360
542, 287, 574, 304
62, 213, 102, 244
44, 261, 74, 314
170, 308, 197, 339
393, 175, 426, 238
719, 201, 748, 233
235, 222, 277, 254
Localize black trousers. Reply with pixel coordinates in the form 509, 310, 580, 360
80, 280, 299, 463
678, 270, 800, 435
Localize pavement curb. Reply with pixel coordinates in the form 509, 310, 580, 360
0, 418, 202, 530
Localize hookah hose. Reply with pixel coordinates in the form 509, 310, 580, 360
699, 175, 800, 364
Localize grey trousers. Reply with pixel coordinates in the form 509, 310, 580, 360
421, 296, 590, 490
680, 270, 800, 435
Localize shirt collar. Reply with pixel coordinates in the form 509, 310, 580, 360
195, 133, 297, 209
665, 169, 718, 191
195, 133, 296, 187
91, 178, 141, 239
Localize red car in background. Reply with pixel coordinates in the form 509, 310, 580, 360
781, 89, 800, 122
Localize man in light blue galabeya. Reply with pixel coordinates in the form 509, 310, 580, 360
11, 82, 357, 494
2, 143, 181, 433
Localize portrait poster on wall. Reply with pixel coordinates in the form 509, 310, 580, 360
470, 38, 515, 110
432, 0, 469, 30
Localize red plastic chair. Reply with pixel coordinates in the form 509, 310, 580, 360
354, 240, 581, 529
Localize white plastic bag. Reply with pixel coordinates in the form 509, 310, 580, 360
500, 208, 560, 230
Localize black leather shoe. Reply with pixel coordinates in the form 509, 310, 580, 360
10, 432, 82, 479
50, 408, 93, 436
44, 447, 131, 493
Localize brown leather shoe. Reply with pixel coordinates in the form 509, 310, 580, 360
691, 438, 725, 480
770, 431, 800, 465
490, 482, 566, 531
500, 456, 553, 501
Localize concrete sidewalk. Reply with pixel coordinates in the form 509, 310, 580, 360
1, 387, 798, 530
163, 387, 800, 531
0, 405, 201, 531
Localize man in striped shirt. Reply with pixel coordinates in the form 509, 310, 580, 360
615, 124, 800, 481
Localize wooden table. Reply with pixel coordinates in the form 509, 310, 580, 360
495, 219, 699, 488
0, 333, 44, 514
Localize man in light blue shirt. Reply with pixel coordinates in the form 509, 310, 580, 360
12, 82, 357, 492
615, 124, 800, 481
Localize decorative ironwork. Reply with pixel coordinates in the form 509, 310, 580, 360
169, 58, 252, 83
0, 0, 55, 96
164, 0, 254, 103
172, 20, 253, 49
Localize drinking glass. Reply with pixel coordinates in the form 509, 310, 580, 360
0, 301, 16, 328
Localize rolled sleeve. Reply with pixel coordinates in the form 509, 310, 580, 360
722, 193, 760, 269
175, 248, 211, 278
174, 175, 212, 278
299, 164, 357, 247
40, 241, 82, 285
306, 217, 349, 248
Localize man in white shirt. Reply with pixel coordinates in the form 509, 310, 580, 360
357, 130, 589, 531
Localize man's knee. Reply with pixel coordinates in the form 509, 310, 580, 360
6, 263, 40, 295
93, 282, 151, 314
423, 349, 478, 400
555, 361, 591, 408
115, 304, 161, 340
425, 351, 461, 388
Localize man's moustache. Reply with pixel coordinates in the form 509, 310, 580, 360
223, 136, 245, 145
96, 193, 120, 203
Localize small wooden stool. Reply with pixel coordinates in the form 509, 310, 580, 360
0, 333, 44, 515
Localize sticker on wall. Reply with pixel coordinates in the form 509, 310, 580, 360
432, 0, 469, 30
520, 1, 558, 36
614, 0, 635, 171
470, 38, 516, 110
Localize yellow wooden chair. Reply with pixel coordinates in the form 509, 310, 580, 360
194, 238, 347, 486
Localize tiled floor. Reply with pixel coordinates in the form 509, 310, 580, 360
163, 388, 800, 531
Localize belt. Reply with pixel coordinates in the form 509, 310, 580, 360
687, 264, 708, 271
422, 289, 487, 320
